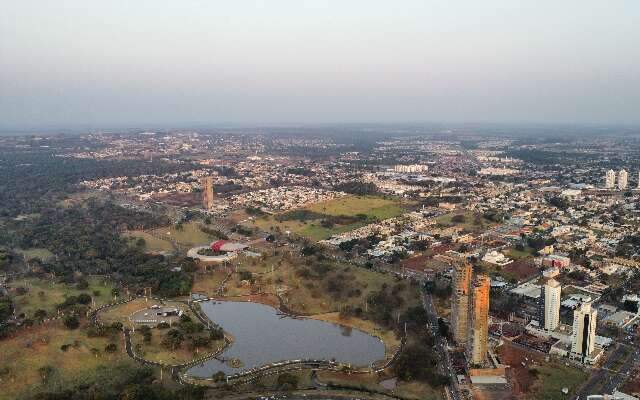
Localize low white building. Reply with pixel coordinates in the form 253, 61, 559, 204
482, 250, 513, 266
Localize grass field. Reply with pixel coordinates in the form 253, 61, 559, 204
147, 222, 215, 247
504, 246, 537, 260
0, 321, 126, 400
306, 196, 404, 218
14, 248, 55, 262
122, 231, 174, 253
98, 298, 186, 326
435, 211, 487, 233
498, 341, 587, 400
316, 370, 442, 400
98, 298, 223, 365
252, 196, 406, 241
130, 329, 225, 365
10, 277, 116, 318
527, 363, 587, 400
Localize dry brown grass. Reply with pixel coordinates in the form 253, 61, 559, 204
311, 312, 400, 357
0, 321, 125, 400
129, 330, 224, 365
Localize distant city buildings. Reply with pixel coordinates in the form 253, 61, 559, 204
604, 168, 633, 190
201, 177, 215, 209
478, 167, 518, 176
393, 164, 428, 173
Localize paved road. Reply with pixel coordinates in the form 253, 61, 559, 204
423, 292, 463, 400
573, 343, 638, 399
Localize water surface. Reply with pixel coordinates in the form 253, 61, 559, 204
187, 301, 385, 377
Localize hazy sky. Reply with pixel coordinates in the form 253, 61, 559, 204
1, 0, 639, 129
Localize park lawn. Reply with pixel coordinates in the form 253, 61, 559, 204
252, 217, 306, 236
192, 268, 233, 296
10, 277, 115, 319
435, 211, 489, 233
483, 263, 518, 283
395, 381, 444, 400
0, 321, 125, 400
147, 222, 214, 247
505, 246, 536, 260
122, 231, 174, 253
193, 247, 423, 321
98, 298, 152, 325
14, 247, 55, 262
267, 258, 421, 316
315, 371, 442, 400
526, 362, 588, 400
299, 220, 370, 241
193, 251, 294, 297
98, 298, 188, 327
316, 370, 382, 390
233, 369, 313, 391
252, 196, 406, 241
130, 329, 225, 365
306, 195, 404, 219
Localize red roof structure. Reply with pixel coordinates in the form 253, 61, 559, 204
211, 240, 228, 252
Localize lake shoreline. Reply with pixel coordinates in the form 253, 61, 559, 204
209, 293, 399, 357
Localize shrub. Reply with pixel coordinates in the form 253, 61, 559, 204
63, 315, 80, 330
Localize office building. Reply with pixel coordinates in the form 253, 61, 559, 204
468, 275, 490, 365
201, 177, 215, 209
538, 278, 561, 331
451, 260, 473, 344
618, 169, 628, 190
571, 301, 597, 363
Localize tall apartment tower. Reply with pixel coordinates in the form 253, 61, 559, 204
538, 278, 561, 331
451, 261, 473, 344
605, 169, 616, 189
571, 301, 597, 363
638, 171, 640, 189
618, 169, 628, 190
201, 177, 215, 209
468, 275, 490, 365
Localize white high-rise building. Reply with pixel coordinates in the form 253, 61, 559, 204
539, 279, 561, 331
605, 169, 616, 189
638, 171, 640, 189
618, 169, 628, 190
571, 301, 597, 363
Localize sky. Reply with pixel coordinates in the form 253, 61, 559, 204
1, 0, 639, 129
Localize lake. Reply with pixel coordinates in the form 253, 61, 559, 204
187, 300, 386, 377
